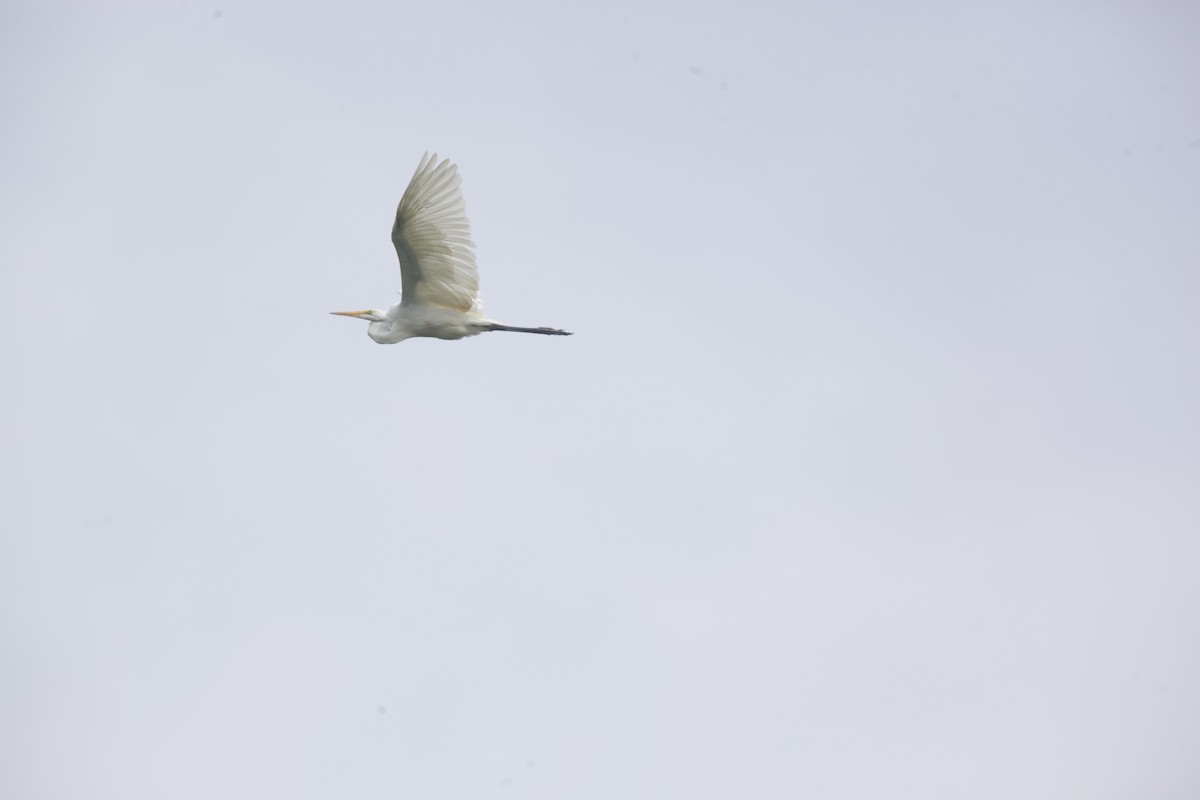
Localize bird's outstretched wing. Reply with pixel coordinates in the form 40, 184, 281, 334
391, 153, 480, 312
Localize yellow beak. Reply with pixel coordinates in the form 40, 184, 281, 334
330, 310, 373, 319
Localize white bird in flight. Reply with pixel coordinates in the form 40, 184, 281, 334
332, 153, 572, 343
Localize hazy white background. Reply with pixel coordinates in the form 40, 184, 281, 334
2, 1, 1198, 797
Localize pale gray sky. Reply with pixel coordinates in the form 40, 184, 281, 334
2, 1, 1199, 797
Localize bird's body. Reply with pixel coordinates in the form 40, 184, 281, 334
365, 303, 486, 343
333, 153, 571, 343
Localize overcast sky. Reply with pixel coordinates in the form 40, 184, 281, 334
2, 1, 1199, 797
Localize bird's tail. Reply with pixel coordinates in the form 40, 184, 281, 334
484, 324, 573, 336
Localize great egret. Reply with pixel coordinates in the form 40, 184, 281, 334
332, 152, 572, 343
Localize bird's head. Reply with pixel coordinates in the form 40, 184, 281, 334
330, 309, 385, 323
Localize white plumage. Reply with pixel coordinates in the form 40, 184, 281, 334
332, 153, 572, 344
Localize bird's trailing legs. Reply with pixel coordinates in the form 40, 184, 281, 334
483, 324, 573, 336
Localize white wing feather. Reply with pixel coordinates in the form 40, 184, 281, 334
391, 153, 481, 313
